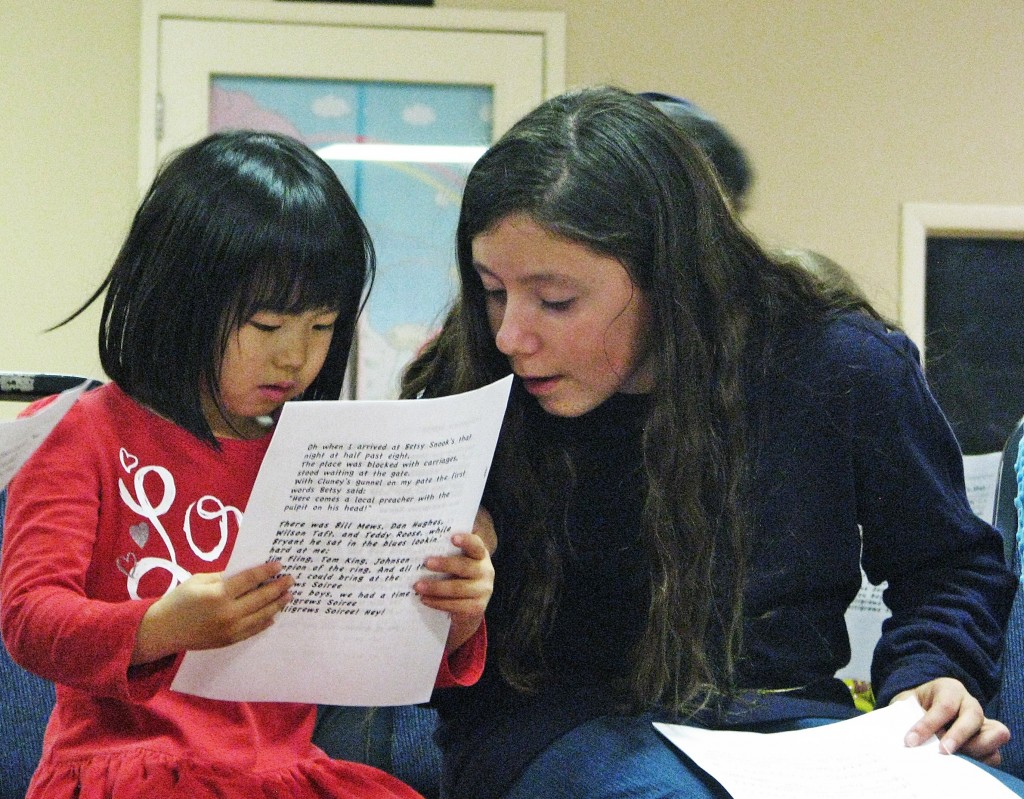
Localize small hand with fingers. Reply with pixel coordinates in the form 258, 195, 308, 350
415, 509, 495, 654
132, 561, 293, 666
894, 677, 1010, 766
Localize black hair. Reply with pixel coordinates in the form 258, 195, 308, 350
58, 130, 374, 445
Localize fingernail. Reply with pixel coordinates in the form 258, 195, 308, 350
905, 732, 920, 747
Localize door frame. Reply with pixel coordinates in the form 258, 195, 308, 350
138, 0, 566, 190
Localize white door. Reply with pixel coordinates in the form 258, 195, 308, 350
140, 0, 564, 397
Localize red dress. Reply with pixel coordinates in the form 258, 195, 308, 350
1, 384, 484, 798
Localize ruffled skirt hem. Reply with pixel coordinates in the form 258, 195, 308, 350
27, 749, 423, 799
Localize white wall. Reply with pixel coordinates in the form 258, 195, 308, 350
4, 0, 1023, 417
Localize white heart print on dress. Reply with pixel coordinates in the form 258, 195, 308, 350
120, 448, 139, 473
129, 522, 150, 548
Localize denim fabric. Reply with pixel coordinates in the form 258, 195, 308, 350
501, 714, 733, 799
500, 713, 1024, 799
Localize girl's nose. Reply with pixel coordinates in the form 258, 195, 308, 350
274, 331, 308, 368
493, 305, 538, 357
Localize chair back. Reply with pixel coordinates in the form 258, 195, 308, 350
0, 372, 99, 402
994, 418, 1024, 568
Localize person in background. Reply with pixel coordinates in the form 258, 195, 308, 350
401, 86, 1022, 798
0, 130, 493, 799
639, 91, 881, 318
637, 91, 753, 212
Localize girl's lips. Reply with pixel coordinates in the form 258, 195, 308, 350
258, 383, 294, 402
521, 376, 559, 396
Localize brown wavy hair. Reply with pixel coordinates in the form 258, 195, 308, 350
403, 87, 879, 714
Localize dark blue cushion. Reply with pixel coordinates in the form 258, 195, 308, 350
391, 705, 442, 799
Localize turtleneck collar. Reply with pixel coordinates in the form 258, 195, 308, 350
527, 390, 652, 448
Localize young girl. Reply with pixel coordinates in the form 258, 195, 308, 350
402, 87, 1024, 798
0, 130, 492, 799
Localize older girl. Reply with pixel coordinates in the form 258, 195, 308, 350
403, 87, 1020, 798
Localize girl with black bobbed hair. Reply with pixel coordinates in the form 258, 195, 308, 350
2, 130, 493, 799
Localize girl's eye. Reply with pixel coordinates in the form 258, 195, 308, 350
312, 310, 340, 332
249, 320, 280, 332
483, 288, 506, 304
541, 298, 575, 311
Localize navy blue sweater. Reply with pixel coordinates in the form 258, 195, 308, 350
434, 314, 1015, 799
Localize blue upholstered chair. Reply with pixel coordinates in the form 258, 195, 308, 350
0, 372, 99, 402
989, 416, 1024, 780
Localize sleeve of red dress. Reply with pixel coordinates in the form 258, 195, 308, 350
0, 400, 177, 702
434, 620, 487, 688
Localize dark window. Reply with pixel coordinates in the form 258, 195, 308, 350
925, 236, 1024, 454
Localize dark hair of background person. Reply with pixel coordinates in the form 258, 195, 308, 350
636, 91, 753, 211
638, 91, 890, 328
